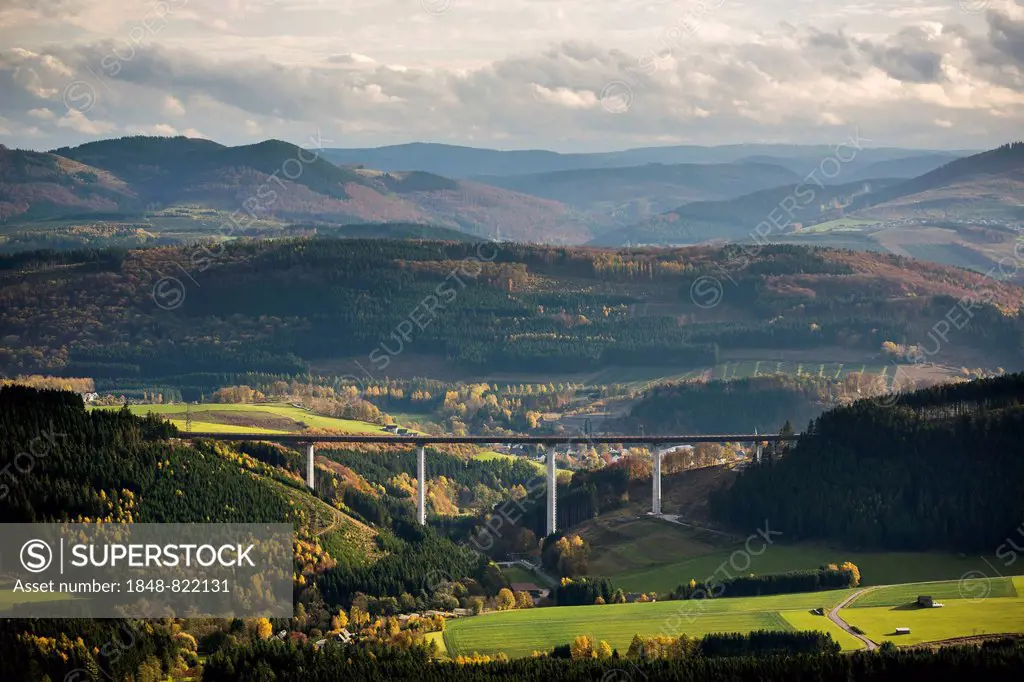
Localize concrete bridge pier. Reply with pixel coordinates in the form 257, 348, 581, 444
417, 445, 426, 526
652, 445, 663, 515
306, 443, 315, 490
545, 445, 557, 536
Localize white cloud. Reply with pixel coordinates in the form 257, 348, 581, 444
531, 84, 598, 109
0, 2, 1022, 151
56, 110, 118, 135
124, 123, 180, 136
162, 95, 186, 116
27, 108, 56, 120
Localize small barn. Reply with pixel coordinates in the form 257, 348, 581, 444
510, 582, 549, 603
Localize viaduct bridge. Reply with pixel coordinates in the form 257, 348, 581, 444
187, 432, 798, 535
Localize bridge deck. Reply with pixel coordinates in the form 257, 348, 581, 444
184, 433, 798, 445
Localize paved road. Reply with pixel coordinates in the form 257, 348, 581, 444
828, 588, 878, 651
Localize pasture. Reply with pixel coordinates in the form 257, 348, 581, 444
583, 517, 1012, 595
473, 450, 572, 476
0, 583, 75, 613
91, 402, 405, 435
443, 576, 1024, 658
443, 589, 857, 658
842, 599, 1024, 647
780, 610, 865, 650
850, 576, 1020, 608
501, 565, 546, 586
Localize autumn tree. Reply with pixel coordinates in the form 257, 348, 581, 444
496, 588, 516, 611
570, 635, 597, 659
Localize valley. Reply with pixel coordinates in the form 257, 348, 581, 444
2, 136, 1024, 682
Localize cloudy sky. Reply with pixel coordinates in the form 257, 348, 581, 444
1, 0, 1023, 152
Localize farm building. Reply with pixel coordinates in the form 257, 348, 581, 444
510, 582, 550, 603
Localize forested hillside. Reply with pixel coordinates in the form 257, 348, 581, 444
0, 384, 293, 523
2, 136, 595, 242
710, 373, 1024, 551
849, 141, 1024, 213
0, 145, 140, 222
618, 375, 840, 434
2, 240, 1021, 393
589, 179, 903, 246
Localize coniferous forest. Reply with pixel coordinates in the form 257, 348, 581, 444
711, 373, 1024, 551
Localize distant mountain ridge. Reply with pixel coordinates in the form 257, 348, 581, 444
470, 162, 802, 221
323, 142, 974, 179
589, 178, 904, 246
1, 136, 600, 243
0, 144, 141, 222
848, 141, 1024, 220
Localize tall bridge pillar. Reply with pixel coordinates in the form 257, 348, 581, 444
545, 445, 557, 536
306, 442, 315, 490
652, 445, 662, 515
417, 445, 426, 526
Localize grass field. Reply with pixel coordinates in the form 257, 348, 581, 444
444, 576, 1024, 658
609, 546, 1011, 594
166, 420, 288, 434
780, 610, 865, 650
851, 577, 1020, 608
424, 631, 448, 658
0, 583, 75, 613
843, 599, 1024, 647
473, 450, 572, 476
583, 517, 1011, 595
92, 402, 404, 435
502, 565, 544, 586
443, 589, 857, 658
802, 218, 879, 233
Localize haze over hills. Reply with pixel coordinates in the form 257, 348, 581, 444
323, 142, 972, 179
848, 142, 1024, 222
2, 136, 1021, 272
587, 142, 1024, 275
470, 162, 801, 221
589, 178, 903, 246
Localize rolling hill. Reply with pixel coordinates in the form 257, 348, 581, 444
2, 239, 1022, 391
2, 136, 601, 244
848, 142, 1024, 222
588, 178, 903, 246
322, 142, 968, 179
846, 153, 964, 183
470, 162, 801, 221
0, 145, 142, 222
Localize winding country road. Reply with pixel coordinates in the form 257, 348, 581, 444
829, 588, 878, 651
